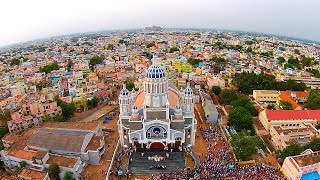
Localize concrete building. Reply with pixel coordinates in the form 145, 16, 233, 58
253, 90, 279, 103
270, 123, 320, 150
0, 122, 104, 180
259, 109, 320, 131
199, 91, 219, 123
282, 150, 320, 180
8, 101, 62, 134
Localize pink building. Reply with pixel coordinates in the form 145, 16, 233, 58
270, 123, 320, 150
282, 150, 320, 180
8, 101, 62, 134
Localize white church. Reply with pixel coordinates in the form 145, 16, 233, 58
117, 58, 197, 150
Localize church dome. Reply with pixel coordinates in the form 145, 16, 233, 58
147, 64, 165, 79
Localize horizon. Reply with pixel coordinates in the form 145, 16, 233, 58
1, 27, 320, 49
1, 0, 320, 47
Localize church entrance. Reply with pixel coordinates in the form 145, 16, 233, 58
150, 142, 165, 149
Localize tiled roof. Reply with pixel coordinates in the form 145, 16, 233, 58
279, 93, 299, 109
266, 109, 320, 121
27, 128, 88, 152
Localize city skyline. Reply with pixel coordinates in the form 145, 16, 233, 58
1, 0, 320, 47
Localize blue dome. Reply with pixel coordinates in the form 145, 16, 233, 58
147, 65, 165, 79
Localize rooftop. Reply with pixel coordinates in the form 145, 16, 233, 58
47, 155, 78, 168
18, 168, 48, 180
292, 151, 320, 167
43, 121, 100, 131
27, 128, 88, 152
265, 109, 320, 121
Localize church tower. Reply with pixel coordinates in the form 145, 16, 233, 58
119, 84, 132, 116
181, 82, 194, 114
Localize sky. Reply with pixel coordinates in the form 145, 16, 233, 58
1, 0, 320, 46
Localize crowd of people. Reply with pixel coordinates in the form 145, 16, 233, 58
149, 125, 284, 180
200, 125, 223, 142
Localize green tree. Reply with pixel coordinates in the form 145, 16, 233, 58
63, 171, 73, 180
0, 109, 11, 122
211, 86, 221, 95
169, 47, 179, 53
40, 62, 59, 74
187, 58, 201, 66
220, 89, 238, 105
19, 161, 26, 168
228, 107, 253, 131
230, 132, 265, 161
53, 114, 64, 122
107, 44, 114, 50
305, 138, 320, 151
10, 58, 20, 66
48, 163, 60, 179
267, 104, 276, 110
60, 102, 76, 120
306, 90, 320, 109
92, 96, 100, 107
294, 49, 300, 55
125, 78, 136, 91
89, 55, 103, 68
280, 143, 303, 159
277, 57, 286, 64
43, 114, 52, 122
316, 124, 320, 129
231, 96, 258, 116
279, 100, 293, 110
0, 127, 9, 138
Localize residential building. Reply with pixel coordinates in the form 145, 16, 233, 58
270, 123, 320, 150
252, 90, 279, 103
1, 122, 104, 180
259, 109, 320, 131
282, 150, 320, 180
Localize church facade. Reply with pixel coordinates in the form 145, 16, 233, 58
117, 59, 196, 150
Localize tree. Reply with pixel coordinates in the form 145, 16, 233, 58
107, 44, 114, 50
280, 143, 303, 159
40, 62, 59, 74
228, 107, 253, 131
19, 161, 26, 168
231, 96, 258, 116
316, 124, 320, 130
211, 86, 221, 95
279, 100, 293, 110
89, 55, 103, 68
187, 58, 201, 66
267, 104, 276, 110
10, 58, 20, 66
43, 114, 52, 122
200, 83, 205, 90
60, 102, 76, 120
305, 138, 320, 151
125, 78, 136, 91
92, 96, 100, 107
306, 90, 320, 110
230, 132, 265, 161
0, 109, 11, 122
277, 57, 286, 64
48, 163, 60, 179
63, 171, 73, 180
220, 89, 238, 105
0, 127, 8, 138
169, 47, 179, 53
53, 114, 64, 122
